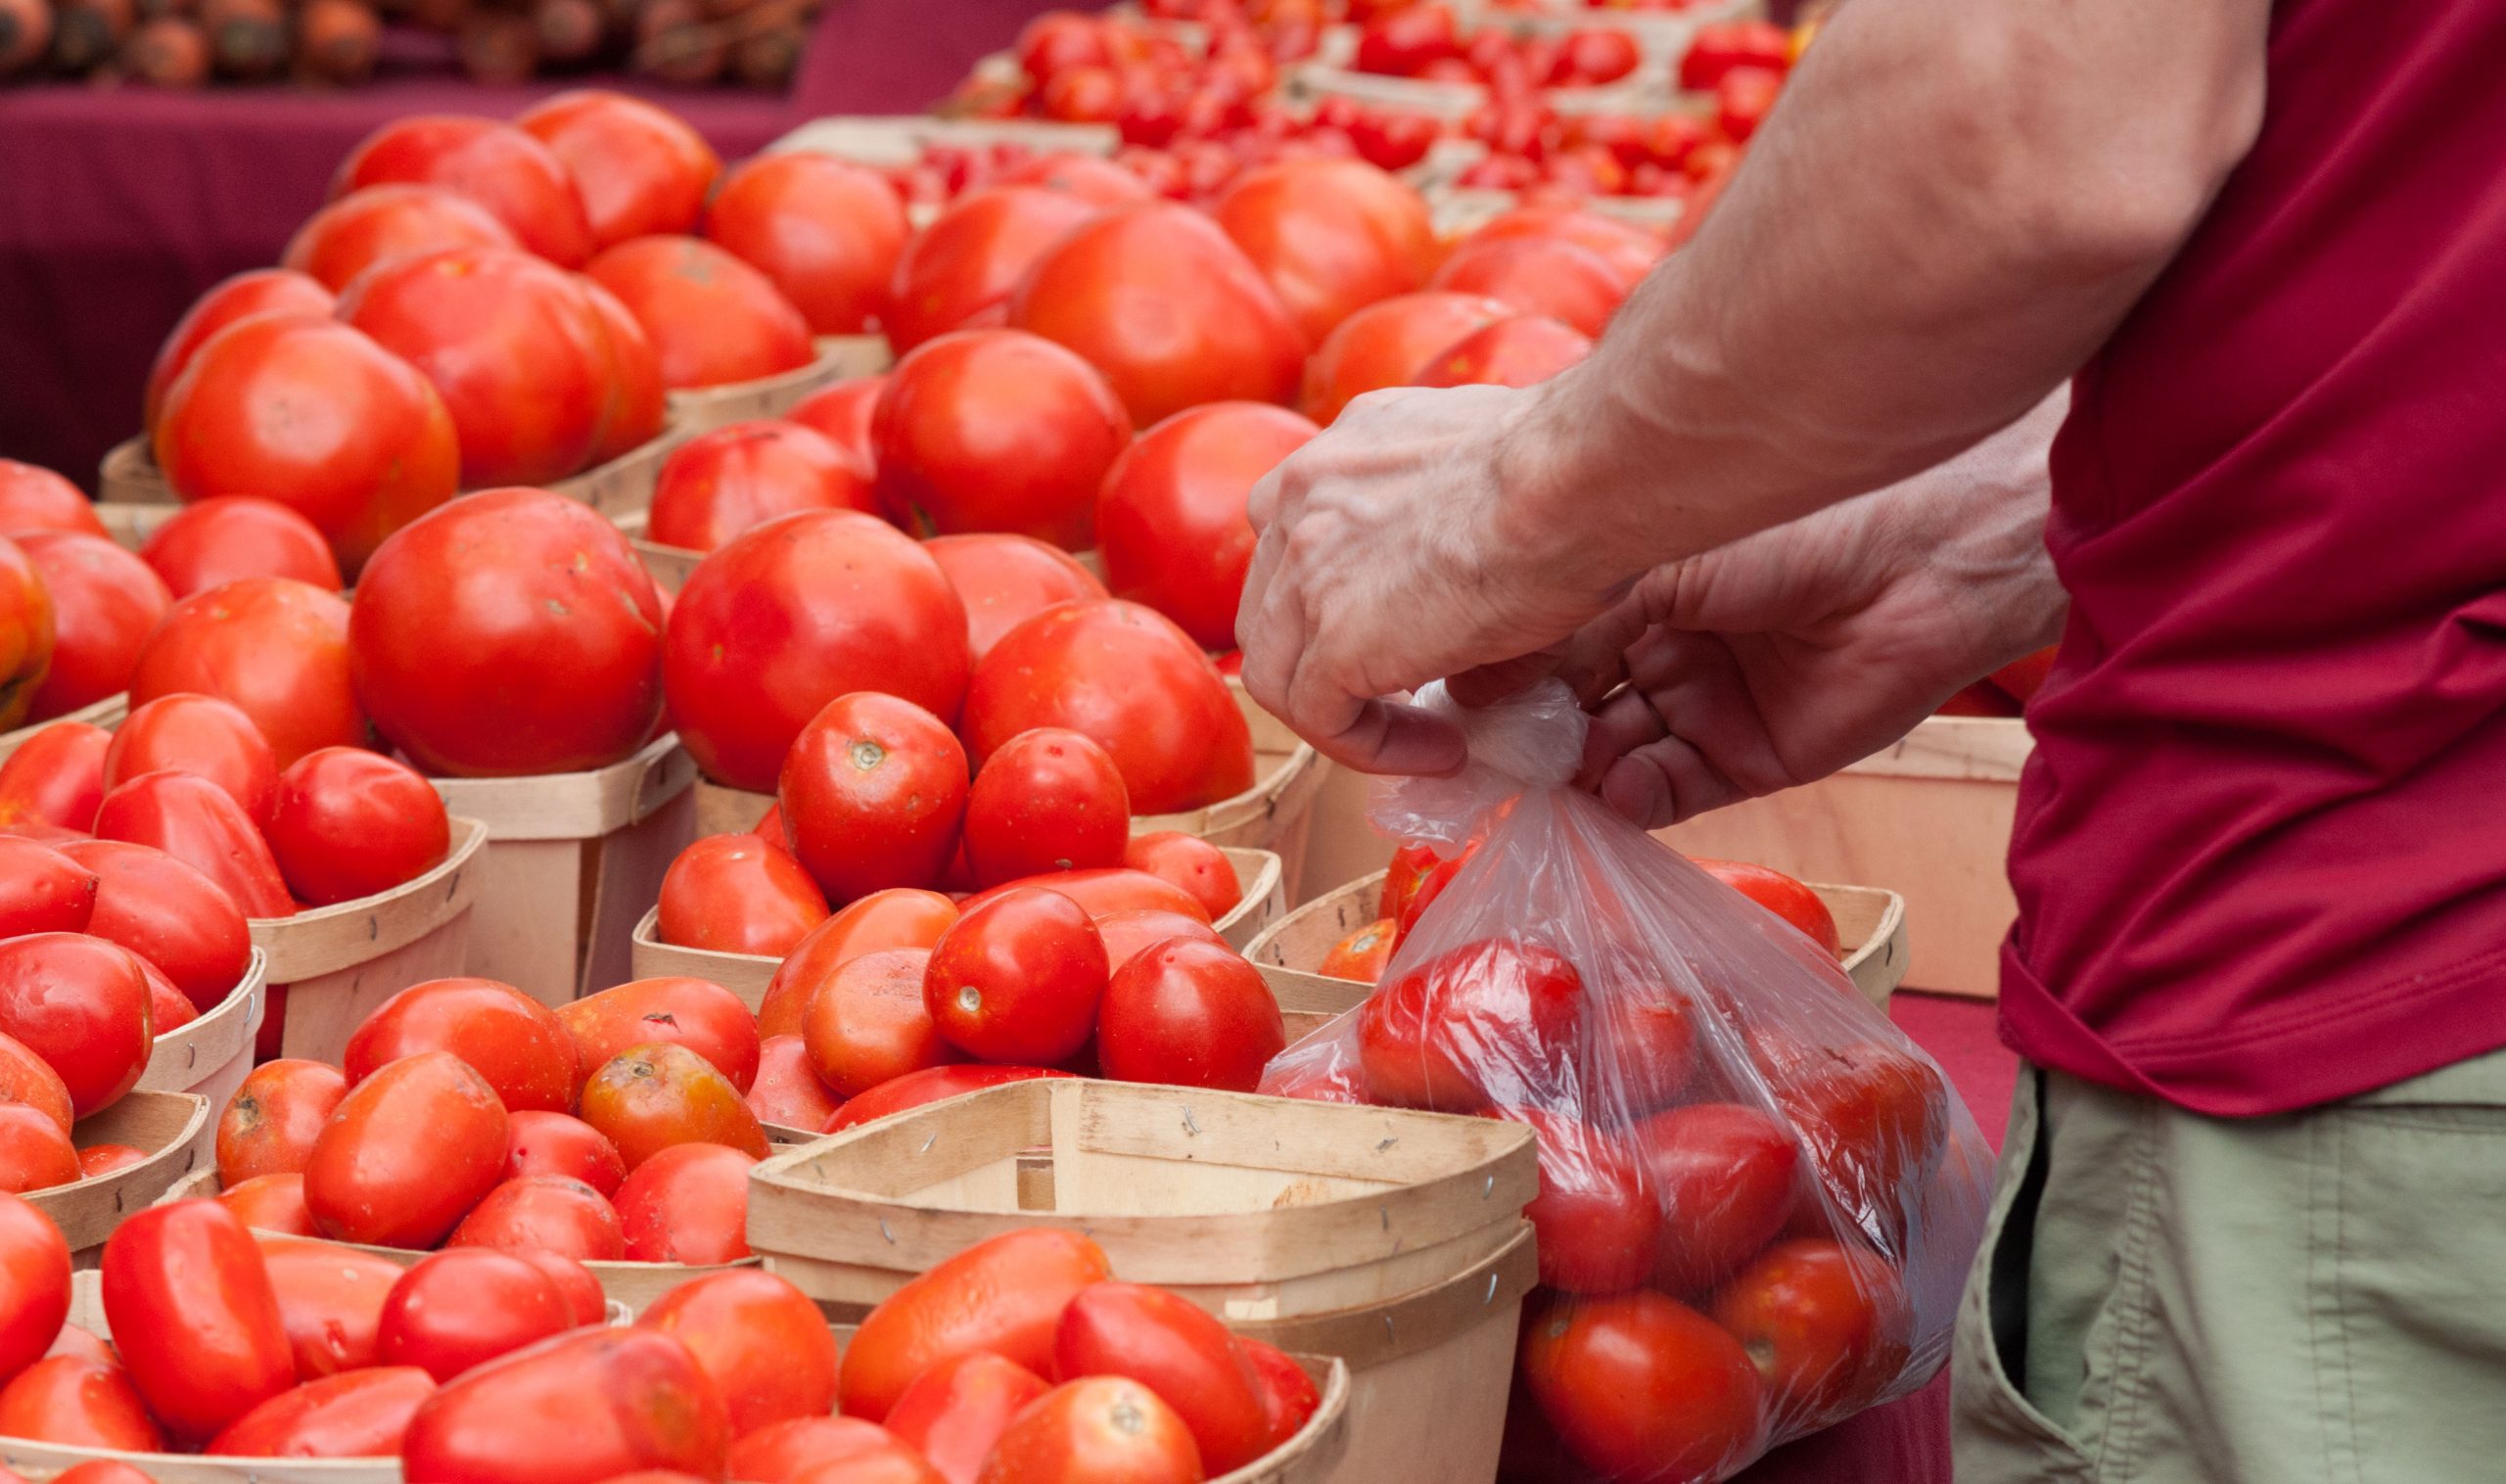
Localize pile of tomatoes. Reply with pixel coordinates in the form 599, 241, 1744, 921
1352, 4, 1644, 92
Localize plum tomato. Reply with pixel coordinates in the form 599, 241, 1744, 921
217, 1173, 316, 1235
205, 1365, 438, 1460
0, 933, 152, 1118
637, 1268, 837, 1436
822, 1063, 1074, 1134
1319, 919, 1395, 984
92, 770, 294, 918
786, 374, 886, 468
302, 1049, 511, 1248
1413, 313, 1594, 390
1095, 939, 1283, 1093
1692, 858, 1841, 956
1356, 937, 1582, 1113
1210, 157, 1437, 347
1710, 1237, 1910, 1425
329, 115, 593, 267
516, 89, 721, 251
1053, 1281, 1270, 1472
1519, 1289, 1766, 1484
923, 887, 1109, 1065
0, 835, 94, 938
216, 1058, 348, 1184
974, 1377, 1203, 1484
957, 866, 1209, 925
886, 1352, 1051, 1484
1500, 1108, 1661, 1293
1300, 290, 1509, 425
560, 975, 761, 1094
127, 576, 365, 770
779, 691, 970, 905
802, 947, 958, 1098
504, 1109, 627, 1196
579, 1043, 768, 1169
378, 1249, 574, 1383
345, 976, 575, 1114
1238, 1337, 1321, 1449
398, 1325, 731, 1484
656, 833, 830, 957
104, 693, 278, 825
138, 497, 344, 599
647, 419, 878, 554
512, 1248, 606, 1329
962, 727, 1130, 888
265, 747, 449, 906
840, 1228, 1111, 1422
704, 153, 907, 336
1092, 908, 1223, 972
65, 838, 253, 1008
0, 1354, 163, 1452
258, 1234, 405, 1378
0, 461, 104, 538
142, 269, 340, 433
280, 184, 521, 294
0, 1105, 76, 1193
0, 537, 49, 735
0, 722, 110, 834
871, 328, 1132, 550
756, 888, 960, 1040
17, 533, 169, 721
0, 1033, 72, 1137
1429, 234, 1627, 339
735, 1415, 939, 1484
1095, 400, 1315, 650
80, 1146, 149, 1183
612, 1140, 756, 1265
886, 187, 1103, 355
1632, 1101, 1800, 1295
748, 1034, 843, 1133
1119, 833, 1239, 920
99, 1198, 296, 1443
582, 235, 814, 391
923, 533, 1107, 665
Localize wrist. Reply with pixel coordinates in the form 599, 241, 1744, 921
1489, 370, 1655, 608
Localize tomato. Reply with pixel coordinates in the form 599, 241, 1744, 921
1237, 1337, 1318, 1449
1428, 235, 1626, 340
1014, 10, 1115, 80
959, 867, 1211, 926
331, 116, 593, 267
665, 509, 969, 793
1054, 1281, 1268, 1472
841, 1228, 1112, 1421
923, 888, 1108, 1065
1357, 937, 1582, 1113
560, 975, 761, 1095
704, 154, 906, 337
100, 1198, 295, 1442
994, 153, 1152, 207
1520, 1290, 1765, 1483
214, 1172, 314, 1235
870, 330, 1131, 551
724, 1417, 912, 1483
1393, 849, 1466, 941
1619, 1101, 1798, 1297
377, 1249, 573, 1383
343, 977, 573, 1116
0, 1355, 162, 1451
974, 1376, 1201, 1484
1414, 313, 1594, 390
1299, 291, 1508, 425
1096, 939, 1283, 1093
64, 839, 252, 1012
207, 1364, 437, 1459
584, 235, 814, 391
1987, 645, 2058, 704
582, 278, 670, 464
1318, 919, 1394, 984
1689, 858, 1841, 957
1007, 203, 1302, 428
11, 533, 155, 723
1383, 850, 1449, 943
351, 487, 665, 776
823, 1063, 1074, 1134
137, 497, 343, 600
887, 187, 1101, 354
579, 1041, 768, 1170
638, 1268, 835, 1436
749, 1034, 842, 1132
80, 1145, 147, 1186
1096, 404, 1312, 652
264, 746, 447, 906
505, 1108, 626, 1195
46, 1461, 157, 1484
1125, 833, 1242, 918
1094, 908, 1226, 973
923, 533, 1107, 664
512, 1247, 606, 1328
758, 888, 961, 1039
281, 184, 522, 295
0, 1033, 71, 1137
154, 313, 459, 574
144, 957, 199, 1034
143, 269, 341, 432
0, 834, 94, 939
1758, 1040, 1947, 1226
655, 833, 828, 956
0, 723, 108, 834
1709, 1237, 1906, 1424
1500, 1109, 1660, 1293
779, 691, 970, 904
0, 461, 107, 539
796, 947, 955, 1097
0, 934, 152, 1118
1211, 158, 1435, 348
1353, 1, 1456, 73
883, 1352, 1050, 1484
0, 537, 47, 736
787, 375, 886, 468
611, 1140, 756, 1264
94, 771, 295, 919
1461, 207, 1663, 293
648, 420, 878, 553
303, 1049, 510, 1248
960, 728, 1129, 889
105, 692, 278, 824
340, 246, 615, 487
516, 89, 720, 251
216, 1058, 347, 1184
0, 1191, 69, 1381
400, 1326, 731, 1484
256, 1234, 402, 1378
127, 576, 363, 770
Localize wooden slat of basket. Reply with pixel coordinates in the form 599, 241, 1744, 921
29, 1092, 211, 1252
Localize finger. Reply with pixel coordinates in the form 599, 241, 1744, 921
1318, 697, 1468, 777
1600, 740, 1746, 828
1234, 541, 1305, 727
1446, 648, 1568, 709
1234, 516, 1288, 655
1579, 684, 1670, 788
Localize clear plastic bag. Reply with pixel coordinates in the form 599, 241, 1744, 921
1260, 682, 1992, 1483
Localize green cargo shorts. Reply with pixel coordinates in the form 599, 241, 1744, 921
1951, 1052, 2506, 1484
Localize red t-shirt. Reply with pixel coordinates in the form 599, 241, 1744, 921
2003, 0, 2506, 1116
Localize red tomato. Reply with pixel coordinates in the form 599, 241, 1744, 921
1357, 937, 1582, 1113
0, 537, 49, 735
217, 1172, 316, 1235
958, 867, 1210, 926
516, 89, 721, 251
1008, 204, 1304, 427
0, 834, 94, 938
1237, 1337, 1319, 1449
656, 832, 830, 955
1934, 679, 2021, 719
127, 576, 364, 770
153, 313, 459, 574
346, 977, 575, 1114
281, 184, 522, 295
0, 461, 107, 538
331, 116, 593, 267
779, 691, 970, 904
0, 934, 152, 1117
706, 154, 908, 336
1096, 938, 1282, 1092
1715, 64, 1785, 143
105, 692, 278, 825
962, 727, 1129, 888
560, 975, 761, 1094
400, 1326, 731, 1484
840, 1228, 1112, 1421
871, 329, 1131, 550
582, 277, 670, 463
63, 838, 252, 1012
749, 1033, 842, 1132
1119, 833, 1239, 919
1520, 1290, 1766, 1483
1414, 313, 1594, 389
1711, 1237, 1907, 1423
1989, 645, 2058, 704
378, 1249, 573, 1383
664, 509, 969, 793
505, 1108, 626, 1195
1759, 1039, 1948, 1226
1626, 1102, 1802, 1294
350, 487, 665, 776
647, 420, 878, 553
726, 1417, 917, 1483
1430, 235, 1627, 339
1054, 1281, 1269, 1472
1095, 401, 1314, 650
303, 1049, 511, 1248
580, 1041, 768, 1168
0, 1033, 71, 1137
100, 1198, 296, 1442
1690, 858, 1839, 956
583, 235, 814, 391
924, 887, 1108, 1065
1501, 1109, 1660, 1293
0, 722, 109, 834
1318, 919, 1394, 984
802, 948, 958, 1098
511, 1247, 605, 1328
887, 187, 1101, 353
787, 375, 887, 468
257, 1234, 404, 1378
1461, 206, 1663, 291
47, 1461, 158, 1484
1555, 26, 1639, 84
994, 153, 1152, 207
339, 246, 615, 487
1094, 908, 1224, 971
216, 1058, 347, 1183
757, 888, 960, 1039
76, 1143, 141, 1177
143, 269, 341, 432
93, 771, 295, 918
17, 532, 168, 721
923, 533, 1107, 664
1014, 9, 1116, 80
885, 1352, 1051, 1484
266, 746, 448, 905
0, 1191, 69, 1380
611, 1140, 756, 1264
137, 497, 343, 600
1353, 1, 1457, 73
1300, 290, 1510, 425
207, 1365, 437, 1459
638, 1268, 836, 1436
975, 1376, 1202, 1484
0, 1355, 162, 1452
1211, 158, 1435, 347
822, 1063, 1073, 1134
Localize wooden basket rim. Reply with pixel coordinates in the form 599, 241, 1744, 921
0, 694, 126, 765
662, 334, 890, 424
27, 1091, 211, 1250
249, 816, 487, 982
429, 734, 696, 842
1838, 713, 2032, 783
137, 949, 266, 1094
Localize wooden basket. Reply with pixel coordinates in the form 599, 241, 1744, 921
665, 335, 892, 439
27, 1092, 211, 1254
626, 846, 1289, 1009
769, 114, 1120, 164
429, 736, 699, 1007
137, 950, 267, 1116
0, 695, 126, 765
1659, 715, 2026, 997
253, 818, 487, 1063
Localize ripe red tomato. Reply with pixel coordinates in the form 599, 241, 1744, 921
611, 1140, 756, 1264
0, 537, 49, 735
346, 977, 575, 1114
105, 692, 278, 825
583, 235, 814, 390
127, 576, 364, 770
206, 1365, 438, 1459
582, 278, 670, 465
802, 947, 959, 1098
648, 419, 878, 553
1238, 1337, 1320, 1449
841, 1228, 1112, 1421
0, 933, 152, 1117
995, 153, 1152, 207
1014, 9, 1117, 80
1319, 919, 1395, 984
217, 1172, 316, 1235
887, 187, 1102, 354
757, 888, 960, 1039
153, 313, 459, 574
0, 834, 94, 939
303, 1049, 511, 1248
1008, 204, 1304, 427
400, 1326, 731, 1484
1625, 1101, 1799, 1294
656, 832, 829, 956
1430, 235, 1627, 339
923, 533, 1107, 664
266, 746, 449, 906
885, 1352, 1050, 1484
580, 1042, 768, 1168
1711, 1237, 1908, 1424
0, 461, 107, 538
1095, 908, 1224, 972
779, 691, 970, 904
1211, 158, 1435, 347
0, 1191, 69, 1380
1520, 1290, 1766, 1483
665, 509, 969, 793
512, 1247, 605, 1328
143, 268, 341, 433
638, 1268, 837, 1436
871, 329, 1130, 550
1301, 290, 1511, 424
1354, 1, 1458, 73
1054, 1281, 1269, 1472
137, 497, 343, 600
378, 1249, 574, 1383
1555, 26, 1639, 84
822, 1063, 1074, 1134
258, 1234, 404, 1378
1692, 858, 1841, 956
0, 722, 107, 834
1096, 939, 1283, 1092
100, 1198, 296, 1442
63, 838, 252, 1011
962, 727, 1129, 888
351, 487, 665, 776
733, 1416, 938, 1483
505, 1109, 627, 1196
1414, 313, 1594, 389
0, 1033, 71, 1137
924, 887, 1109, 1065
14, 532, 164, 722
93, 770, 295, 918
560, 975, 761, 1094
216, 1057, 347, 1183
705, 154, 908, 336
1120, 833, 1239, 919
1357, 937, 1583, 1112
1759, 1040, 1948, 1226
330, 116, 593, 267
1462, 207, 1663, 292
1714, 64, 1785, 143
0, 1354, 163, 1452
958, 866, 1211, 925
787, 374, 886, 468
1501, 1109, 1661, 1293
281, 184, 522, 295
1095, 400, 1314, 650
749, 1034, 842, 1132
963, 601, 1251, 815
516, 89, 721, 251
975, 1376, 1202, 1484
